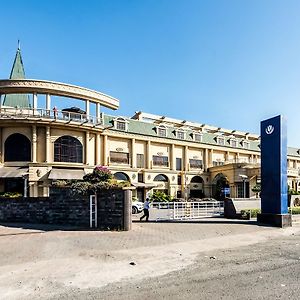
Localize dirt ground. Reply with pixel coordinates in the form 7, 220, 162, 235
0, 220, 300, 300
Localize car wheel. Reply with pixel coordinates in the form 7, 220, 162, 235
132, 207, 138, 214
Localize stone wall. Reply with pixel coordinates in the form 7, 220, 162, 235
0, 188, 132, 230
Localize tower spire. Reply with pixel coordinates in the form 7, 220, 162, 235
2, 44, 30, 108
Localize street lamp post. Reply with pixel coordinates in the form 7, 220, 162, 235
239, 174, 248, 198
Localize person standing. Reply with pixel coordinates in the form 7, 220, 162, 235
140, 198, 150, 221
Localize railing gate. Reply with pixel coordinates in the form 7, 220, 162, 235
90, 194, 97, 228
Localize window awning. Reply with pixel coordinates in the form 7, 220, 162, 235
0, 167, 28, 178
48, 168, 85, 180
132, 183, 158, 189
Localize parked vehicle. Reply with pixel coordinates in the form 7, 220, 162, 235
132, 201, 144, 214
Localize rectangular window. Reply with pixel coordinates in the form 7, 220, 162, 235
116, 121, 126, 131
176, 158, 182, 171
230, 139, 237, 147
189, 159, 203, 169
177, 175, 182, 185
217, 137, 225, 146
212, 161, 218, 167
177, 131, 185, 140
194, 133, 203, 142
157, 127, 167, 137
153, 155, 169, 167
243, 141, 250, 149
110, 151, 129, 164
138, 173, 144, 183
136, 154, 145, 168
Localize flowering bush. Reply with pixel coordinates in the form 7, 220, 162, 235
83, 165, 113, 183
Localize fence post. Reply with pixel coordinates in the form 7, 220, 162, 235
123, 189, 132, 231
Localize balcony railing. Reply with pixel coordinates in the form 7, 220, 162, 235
0, 107, 103, 126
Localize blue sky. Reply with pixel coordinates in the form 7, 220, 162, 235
1, 0, 300, 146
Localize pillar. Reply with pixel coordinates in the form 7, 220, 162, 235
85, 131, 90, 165
170, 144, 175, 171
85, 100, 90, 118
131, 138, 136, 168
103, 135, 108, 165
203, 148, 208, 171
96, 103, 101, 124
209, 149, 214, 167
33, 93, 38, 113
45, 126, 51, 162
184, 146, 188, 171
146, 140, 151, 169
32, 125, 37, 163
96, 134, 101, 165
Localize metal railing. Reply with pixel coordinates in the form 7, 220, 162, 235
151, 201, 223, 221
0, 106, 103, 126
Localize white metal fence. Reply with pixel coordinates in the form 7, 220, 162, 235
150, 201, 223, 221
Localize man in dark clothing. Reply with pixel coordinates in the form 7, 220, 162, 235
140, 198, 150, 221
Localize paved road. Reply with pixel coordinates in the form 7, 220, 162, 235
0, 220, 300, 299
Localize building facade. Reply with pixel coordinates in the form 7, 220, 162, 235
0, 48, 300, 200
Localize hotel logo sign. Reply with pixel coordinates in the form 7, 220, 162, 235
265, 125, 274, 135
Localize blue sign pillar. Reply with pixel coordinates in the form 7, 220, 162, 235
257, 115, 291, 227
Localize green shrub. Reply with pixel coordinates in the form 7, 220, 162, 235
289, 207, 300, 214
150, 191, 171, 202
241, 208, 261, 219
0, 192, 22, 198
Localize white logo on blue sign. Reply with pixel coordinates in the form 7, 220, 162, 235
265, 125, 274, 135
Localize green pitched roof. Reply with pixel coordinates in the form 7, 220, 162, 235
2, 47, 30, 108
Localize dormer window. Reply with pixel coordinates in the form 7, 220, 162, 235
230, 138, 237, 148
216, 136, 225, 146
157, 125, 167, 137
114, 117, 128, 131
176, 129, 185, 140
194, 132, 203, 142
243, 140, 250, 149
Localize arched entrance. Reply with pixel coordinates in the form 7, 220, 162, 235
189, 176, 204, 198
212, 173, 230, 200
153, 174, 169, 195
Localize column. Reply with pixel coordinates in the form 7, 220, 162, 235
32, 125, 37, 163
33, 93, 38, 114
236, 152, 240, 163
85, 100, 90, 118
203, 148, 208, 171
170, 144, 175, 171
95, 134, 101, 165
184, 146, 188, 171
103, 135, 108, 165
45, 126, 51, 162
225, 151, 230, 163
85, 131, 90, 165
146, 140, 151, 169
209, 149, 214, 167
131, 138, 136, 168
46, 94, 51, 112
96, 103, 101, 124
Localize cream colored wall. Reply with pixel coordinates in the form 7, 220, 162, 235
212, 151, 225, 161
37, 127, 46, 162
135, 141, 146, 155
187, 148, 203, 160
173, 146, 184, 158
150, 143, 169, 157
87, 133, 96, 165
238, 154, 250, 163
108, 137, 131, 153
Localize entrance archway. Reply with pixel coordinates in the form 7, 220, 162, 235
212, 173, 229, 200
189, 176, 204, 198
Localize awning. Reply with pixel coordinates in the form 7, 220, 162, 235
0, 167, 28, 178
132, 183, 158, 189
48, 168, 85, 180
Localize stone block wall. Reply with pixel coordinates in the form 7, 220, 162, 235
0, 188, 132, 230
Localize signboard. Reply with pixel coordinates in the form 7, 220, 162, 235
260, 115, 288, 214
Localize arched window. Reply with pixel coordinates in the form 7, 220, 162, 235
190, 176, 204, 183
114, 172, 130, 181
5, 133, 31, 162
114, 117, 127, 131
154, 174, 168, 182
54, 136, 83, 163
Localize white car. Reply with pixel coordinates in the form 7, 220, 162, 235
132, 201, 144, 214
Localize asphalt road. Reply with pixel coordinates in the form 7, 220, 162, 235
54, 229, 300, 300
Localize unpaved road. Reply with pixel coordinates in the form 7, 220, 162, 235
0, 220, 300, 299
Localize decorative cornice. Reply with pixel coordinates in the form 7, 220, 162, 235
0, 79, 119, 110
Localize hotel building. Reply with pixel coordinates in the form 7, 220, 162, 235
0, 48, 299, 200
